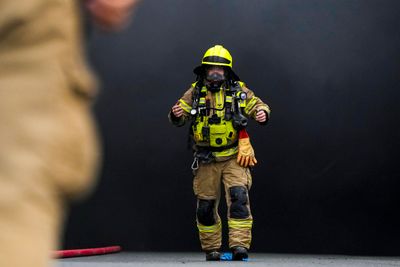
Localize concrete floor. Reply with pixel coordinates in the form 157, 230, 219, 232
56, 252, 400, 267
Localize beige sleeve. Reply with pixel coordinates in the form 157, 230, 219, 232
242, 85, 271, 119
168, 87, 194, 126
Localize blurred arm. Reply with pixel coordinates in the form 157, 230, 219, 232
84, 0, 141, 31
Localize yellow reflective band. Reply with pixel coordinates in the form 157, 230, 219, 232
197, 221, 222, 233
213, 146, 238, 158
215, 90, 224, 117
201, 87, 207, 94
199, 98, 206, 105
226, 96, 232, 103
228, 219, 253, 230
244, 97, 258, 114
179, 99, 192, 113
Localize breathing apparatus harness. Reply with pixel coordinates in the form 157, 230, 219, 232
190, 74, 248, 170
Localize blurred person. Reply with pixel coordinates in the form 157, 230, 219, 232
169, 45, 271, 261
0, 0, 140, 266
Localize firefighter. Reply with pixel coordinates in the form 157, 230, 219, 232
169, 45, 270, 261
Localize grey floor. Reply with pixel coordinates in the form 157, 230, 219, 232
56, 252, 400, 267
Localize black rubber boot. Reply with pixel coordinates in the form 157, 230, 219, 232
205, 251, 221, 261
231, 246, 248, 261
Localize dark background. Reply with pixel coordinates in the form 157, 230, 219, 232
64, 0, 400, 255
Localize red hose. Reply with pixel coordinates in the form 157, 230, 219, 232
54, 245, 122, 258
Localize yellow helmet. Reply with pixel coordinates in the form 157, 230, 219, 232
193, 45, 240, 80
201, 45, 233, 68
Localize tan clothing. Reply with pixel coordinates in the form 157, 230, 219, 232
194, 158, 253, 250
0, 1, 100, 266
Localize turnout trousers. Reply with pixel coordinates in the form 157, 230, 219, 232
193, 158, 253, 251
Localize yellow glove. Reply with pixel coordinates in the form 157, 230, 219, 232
237, 129, 257, 167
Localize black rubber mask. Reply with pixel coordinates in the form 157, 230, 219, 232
206, 72, 225, 92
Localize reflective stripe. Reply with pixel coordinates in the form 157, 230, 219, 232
228, 219, 253, 230
197, 221, 222, 233
244, 97, 258, 114
213, 146, 238, 158
215, 90, 224, 117
179, 99, 192, 113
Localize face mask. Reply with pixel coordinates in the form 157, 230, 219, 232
206, 72, 225, 92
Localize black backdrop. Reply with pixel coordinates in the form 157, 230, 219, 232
64, 0, 400, 255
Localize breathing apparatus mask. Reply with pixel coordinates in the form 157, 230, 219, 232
205, 71, 225, 92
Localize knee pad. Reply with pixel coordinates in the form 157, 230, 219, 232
196, 199, 216, 226
229, 186, 249, 219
